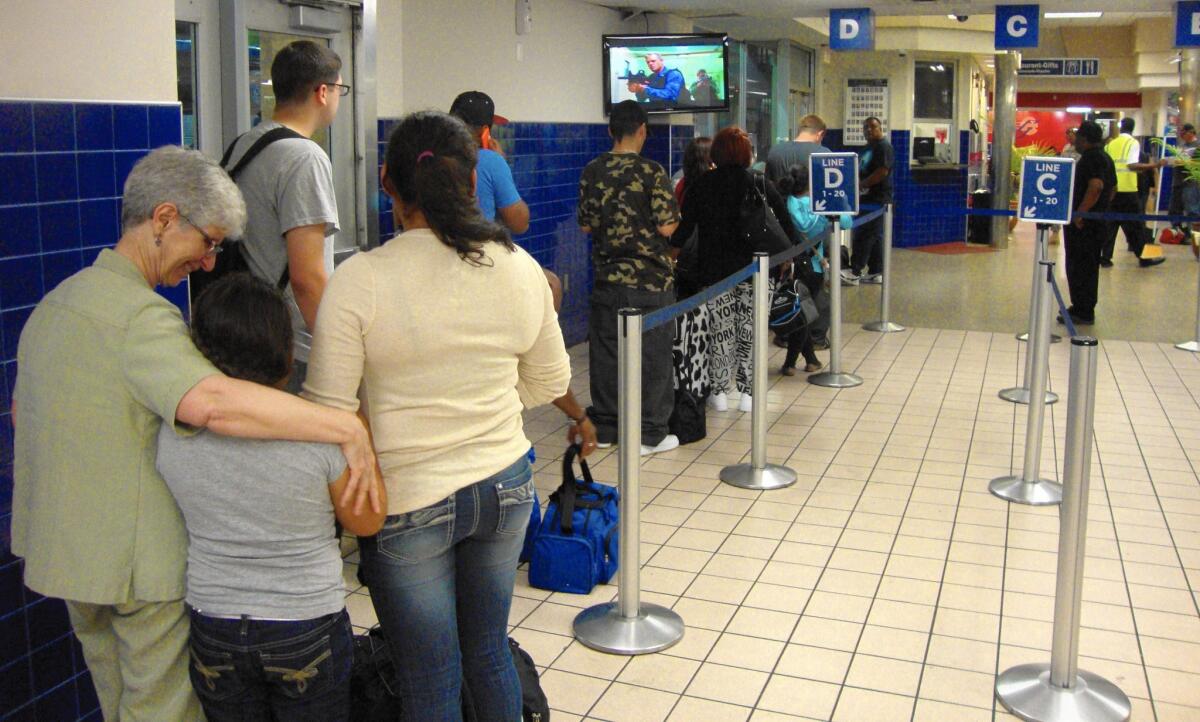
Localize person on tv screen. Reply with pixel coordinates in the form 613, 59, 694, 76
690, 69, 719, 106
628, 52, 691, 105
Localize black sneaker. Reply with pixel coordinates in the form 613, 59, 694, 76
1138, 257, 1166, 268
1098, 259, 1114, 268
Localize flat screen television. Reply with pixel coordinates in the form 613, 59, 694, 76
602, 33, 730, 115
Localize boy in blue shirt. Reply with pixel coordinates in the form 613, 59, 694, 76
450, 91, 530, 233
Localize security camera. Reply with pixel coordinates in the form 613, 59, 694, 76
955, 14, 969, 22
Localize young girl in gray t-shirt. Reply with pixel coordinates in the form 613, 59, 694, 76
157, 273, 384, 721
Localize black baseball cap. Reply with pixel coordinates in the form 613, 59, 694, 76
449, 91, 509, 127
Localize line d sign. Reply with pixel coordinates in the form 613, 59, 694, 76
995, 5, 1040, 49
1177, 0, 1200, 47
830, 8, 874, 51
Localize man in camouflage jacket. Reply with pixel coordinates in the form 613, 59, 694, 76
577, 100, 681, 451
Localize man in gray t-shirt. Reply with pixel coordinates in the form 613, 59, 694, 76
224, 40, 344, 390
765, 113, 833, 187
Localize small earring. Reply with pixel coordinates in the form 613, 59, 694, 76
154, 235, 162, 247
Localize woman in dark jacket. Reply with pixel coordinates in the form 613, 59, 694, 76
670, 126, 794, 413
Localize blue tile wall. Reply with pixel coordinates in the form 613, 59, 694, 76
826, 128, 968, 248
0, 98, 183, 721
376, 119, 691, 347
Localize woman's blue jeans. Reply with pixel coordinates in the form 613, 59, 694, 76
186, 608, 353, 722
359, 455, 534, 722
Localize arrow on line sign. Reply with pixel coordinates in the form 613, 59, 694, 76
1023, 205, 1037, 217
814, 199, 827, 211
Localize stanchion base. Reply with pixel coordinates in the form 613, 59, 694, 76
808, 371, 863, 388
995, 663, 1131, 722
1176, 340, 1200, 353
720, 463, 798, 490
862, 321, 906, 333
1017, 332, 1063, 344
990, 475, 1063, 506
999, 386, 1059, 405
573, 602, 684, 656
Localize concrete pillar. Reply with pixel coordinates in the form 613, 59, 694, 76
1181, 49, 1200, 129
991, 51, 1020, 250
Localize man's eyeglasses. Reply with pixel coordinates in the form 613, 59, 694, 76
324, 82, 352, 97
180, 213, 223, 256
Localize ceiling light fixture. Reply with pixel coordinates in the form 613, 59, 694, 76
1045, 11, 1103, 19
1066, 106, 1093, 113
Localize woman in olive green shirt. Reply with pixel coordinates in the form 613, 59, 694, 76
11, 146, 381, 722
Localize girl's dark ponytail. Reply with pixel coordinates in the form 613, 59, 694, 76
385, 111, 514, 264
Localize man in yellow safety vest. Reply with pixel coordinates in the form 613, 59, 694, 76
1102, 117, 1166, 268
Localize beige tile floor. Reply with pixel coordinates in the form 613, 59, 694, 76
342, 319, 1200, 720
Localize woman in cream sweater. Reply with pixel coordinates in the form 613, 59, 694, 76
304, 111, 571, 721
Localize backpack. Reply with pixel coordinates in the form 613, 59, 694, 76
350, 625, 550, 722
769, 277, 819, 338
528, 444, 619, 594
188, 126, 306, 304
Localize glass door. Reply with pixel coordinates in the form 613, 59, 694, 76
175, 0, 364, 255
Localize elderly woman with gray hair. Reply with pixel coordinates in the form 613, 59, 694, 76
10, 146, 381, 722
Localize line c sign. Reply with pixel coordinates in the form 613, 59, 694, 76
995, 4, 1040, 50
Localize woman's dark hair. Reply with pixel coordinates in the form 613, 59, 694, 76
190, 273, 293, 387
385, 111, 513, 264
776, 164, 810, 197
682, 137, 713, 188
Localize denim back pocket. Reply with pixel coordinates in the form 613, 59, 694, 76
188, 639, 243, 703
494, 464, 534, 536
260, 621, 352, 701
375, 496, 455, 563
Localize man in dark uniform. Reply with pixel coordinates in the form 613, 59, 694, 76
578, 100, 681, 454
1062, 121, 1116, 326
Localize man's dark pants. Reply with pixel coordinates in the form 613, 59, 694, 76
588, 283, 675, 447
850, 212, 884, 276
1064, 220, 1103, 320
1102, 191, 1147, 262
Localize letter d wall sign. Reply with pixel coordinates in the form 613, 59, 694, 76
830, 8, 874, 51
995, 5, 1040, 49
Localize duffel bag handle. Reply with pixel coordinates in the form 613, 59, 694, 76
554, 444, 598, 536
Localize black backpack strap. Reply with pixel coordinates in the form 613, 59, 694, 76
221, 126, 308, 180
220, 126, 309, 290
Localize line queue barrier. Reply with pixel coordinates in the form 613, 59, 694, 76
572, 197, 1192, 665
1001, 224, 1061, 406
574, 205, 871, 654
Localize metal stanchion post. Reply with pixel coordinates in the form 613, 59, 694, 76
721, 253, 798, 491
995, 337, 1132, 722
990, 260, 1063, 506
1002, 227, 1061, 405
863, 203, 905, 333
1177, 260, 1200, 352
810, 218, 863, 388
1016, 229, 1063, 346
574, 309, 684, 655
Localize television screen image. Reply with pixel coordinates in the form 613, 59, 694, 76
602, 34, 730, 115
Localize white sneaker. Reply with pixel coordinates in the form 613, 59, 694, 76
840, 269, 860, 286
707, 392, 728, 411
860, 273, 883, 285
595, 441, 613, 449
738, 393, 753, 412
641, 434, 680, 456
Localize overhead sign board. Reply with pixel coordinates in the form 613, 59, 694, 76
830, 8, 874, 51
995, 5, 1040, 49
1017, 58, 1099, 77
1018, 156, 1076, 225
1177, 1, 1200, 47
810, 153, 860, 216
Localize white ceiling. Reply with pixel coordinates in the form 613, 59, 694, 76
583, 0, 1172, 20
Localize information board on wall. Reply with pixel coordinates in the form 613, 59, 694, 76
1017, 58, 1099, 77
843, 79, 889, 145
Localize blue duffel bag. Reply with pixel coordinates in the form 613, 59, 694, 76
528, 444, 619, 594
